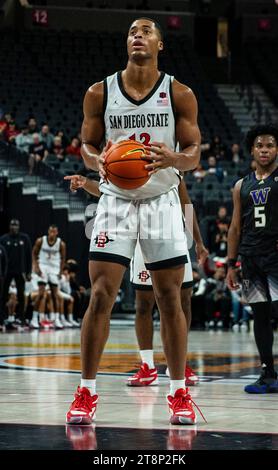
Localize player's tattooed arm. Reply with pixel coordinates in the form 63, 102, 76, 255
32, 238, 43, 276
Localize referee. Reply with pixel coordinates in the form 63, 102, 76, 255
0, 219, 32, 328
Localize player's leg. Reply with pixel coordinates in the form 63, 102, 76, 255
30, 287, 44, 329
67, 296, 78, 327
242, 255, 278, 393
151, 265, 186, 381
128, 242, 158, 386
151, 265, 199, 424
140, 188, 199, 424
60, 293, 74, 327
135, 289, 155, 352
49, 281, 63, 329
127, 288, 158, 386
14, 273, 26, 325
81, 261, 126, 379
180, 286, 199, 386
180, 252, 200, 384
67, 261, 126, 425
67, 194, 137, 424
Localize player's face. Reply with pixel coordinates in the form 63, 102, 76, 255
10, 221, 19, 234
127, 20, 163, 61
48, 227, 58, 239
252, 135, 278, 168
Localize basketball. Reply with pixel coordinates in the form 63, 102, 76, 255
104, 140, 150, 189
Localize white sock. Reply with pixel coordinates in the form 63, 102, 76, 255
8, 315, 15, 322
50, 312, 55, 321
81, 378, 96, 395
170, 380, 185, 396
68, 314, 73, 321
60, 314, 66, 321
39, 313, 44, 322
32, 311, 39, 321
140, 350, 155, 369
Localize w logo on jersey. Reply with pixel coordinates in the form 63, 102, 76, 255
250, 187, 271, 205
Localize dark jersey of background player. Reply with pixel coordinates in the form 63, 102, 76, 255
239, 167, 278, 256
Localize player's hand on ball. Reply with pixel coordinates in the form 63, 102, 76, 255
99, 140, 113, 181
64, 174, 87, 192
144, 141, 176, 175
226, 268, 240, 291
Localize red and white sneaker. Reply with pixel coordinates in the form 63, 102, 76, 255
185, 365, 199, 386
167, 388, 197, 425
127, 363, 158, 387
66, 386, 98, 425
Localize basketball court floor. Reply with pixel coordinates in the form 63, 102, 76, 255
0, 325, 277, 451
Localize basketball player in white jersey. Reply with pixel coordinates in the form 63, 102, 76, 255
64, 174, 208, 385
66, 18, 201, 426
32, 225, 66, 329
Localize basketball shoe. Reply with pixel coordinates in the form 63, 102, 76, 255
66, 386, 98, 425
167, 388, 206, 425
127, 363, 158, 386
165, 365, 199, 386
244, 368, 278, 394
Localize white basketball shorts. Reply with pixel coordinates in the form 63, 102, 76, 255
130, 240, 193, 290
89, 188, 188, 270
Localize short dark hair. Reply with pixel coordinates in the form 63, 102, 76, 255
129, 17, 164, 40
49, 224, 58, 230
245, 123, 278, 153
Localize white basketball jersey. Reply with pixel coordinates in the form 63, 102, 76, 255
38, 236, 61, 271
100, 71, 180, 200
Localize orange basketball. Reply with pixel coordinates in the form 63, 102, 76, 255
104, 140, 150, 190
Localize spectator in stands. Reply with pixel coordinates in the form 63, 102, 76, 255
65, 137, 81, 159
210, 135, 226, 160
191, 266, 207, 328
207, 155, 224, 182
212, 221, 228, 261
0, 111, 12, 141
5, 121, 19, 144
200, 139, 211, 159
39, 124, 54, 151
0, 219, 32, 329
226, 143, 244, 164
15, 125, 33, 154
205, 264, 231, 329
27, 117, 39, 135
56, 130, 69, 148
28, 133, 48, 175
51, 136, 65, 161
193, 163, 206, 182
208, 205, 230, 252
